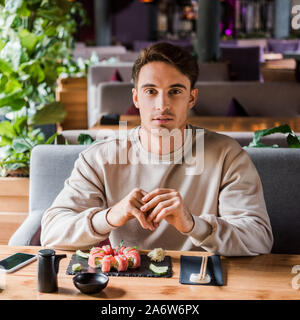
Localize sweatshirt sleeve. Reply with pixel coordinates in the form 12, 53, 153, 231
40, 151, 116, 250
184, 147, 274, 256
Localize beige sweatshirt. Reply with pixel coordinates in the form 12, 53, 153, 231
41, 124, 273, 256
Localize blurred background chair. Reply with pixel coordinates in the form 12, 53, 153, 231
197, 62, 230, 82
95, 82, 134, 118
220, 46, 261, 81
86, 80, 300, 121
267, 39, 300, 54
73, 44, 127, 60
88, 63, 133, 127
192, 81, 300, 117
8, 145, 87, 246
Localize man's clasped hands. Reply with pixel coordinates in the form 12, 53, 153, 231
106, 188, 195, 234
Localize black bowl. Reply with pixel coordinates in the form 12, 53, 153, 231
73, 273, 109, 294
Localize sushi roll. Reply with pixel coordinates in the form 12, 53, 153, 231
101, 255, 115, 273
87, 242, 141, 272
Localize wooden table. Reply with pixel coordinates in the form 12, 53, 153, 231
92, 115, 300, 133
1, 245, 300, 300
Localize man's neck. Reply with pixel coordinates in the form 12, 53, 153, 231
138, 125, 187, 155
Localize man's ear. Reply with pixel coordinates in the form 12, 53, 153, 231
188, 88, 198, 109
132, 87, 139, 109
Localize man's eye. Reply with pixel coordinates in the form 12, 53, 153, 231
169, 89, 181, 95
145, 89, 156, 95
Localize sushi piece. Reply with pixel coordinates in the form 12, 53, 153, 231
114, 254, 128, 272
102, 245, 114, 255
126, 250, 141, 268
101, 255, 115, 273
114, 245, 126, 255
123, 246, 138, 255
90, 247, 104, 255
88, 250, 105, 268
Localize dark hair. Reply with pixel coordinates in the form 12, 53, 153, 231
132, 42, 199, 89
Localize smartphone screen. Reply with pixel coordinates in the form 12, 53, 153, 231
0, 253, 36, 271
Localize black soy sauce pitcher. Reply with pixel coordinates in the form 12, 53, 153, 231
37, 249, 66, 293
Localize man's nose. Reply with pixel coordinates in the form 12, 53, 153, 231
155, 93, 170, 111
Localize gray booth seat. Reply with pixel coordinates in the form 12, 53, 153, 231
193, 81, 300, 116
197, 62, 230, 81
88, 63, 133, 127
96, 82, 134, 119
92, 81, 300, 121
73, 45, 127, 60
9, 145, 300, 255
8, 145, 86, 247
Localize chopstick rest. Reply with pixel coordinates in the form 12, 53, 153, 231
189, 255, 211, 283
179, 255, 223, 286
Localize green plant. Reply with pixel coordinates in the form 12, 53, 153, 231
0, 119, 58, 176
247, 124, 300, 148
77, 133, 95, 145
0, 0, 86, 176
58, 51, 100, 78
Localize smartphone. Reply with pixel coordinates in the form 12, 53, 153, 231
0, 253, 37, 273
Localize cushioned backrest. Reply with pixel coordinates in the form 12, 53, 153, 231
8, 145, 89, 246
267, 39, 300, 53
92, 81, 300, 119
198, 62, 230, 81
73, 45, 127, 60
87, 63, 134, 127
96, 82, 134, 115
245, 148, 300, 254
29, 145, 88, 217
88, 63, 133, 85
193, 81, 300, 116
220, 46, 261, 80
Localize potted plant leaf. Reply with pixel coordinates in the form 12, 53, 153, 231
247, 124, 300, 148
0, 0, 86, 212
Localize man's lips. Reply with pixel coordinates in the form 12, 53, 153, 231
153, 116, 173, 120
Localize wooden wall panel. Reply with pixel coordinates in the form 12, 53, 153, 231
56, 77, 88, 130
0, 178, 29, 212
0, 212, 27, 245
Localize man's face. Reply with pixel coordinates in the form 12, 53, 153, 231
132, 61, 198, 134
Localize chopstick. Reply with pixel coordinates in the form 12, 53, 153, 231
189, 254, 211, 283
199, 256, 208, 280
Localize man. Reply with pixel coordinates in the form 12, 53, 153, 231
41, 43, 273, 256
